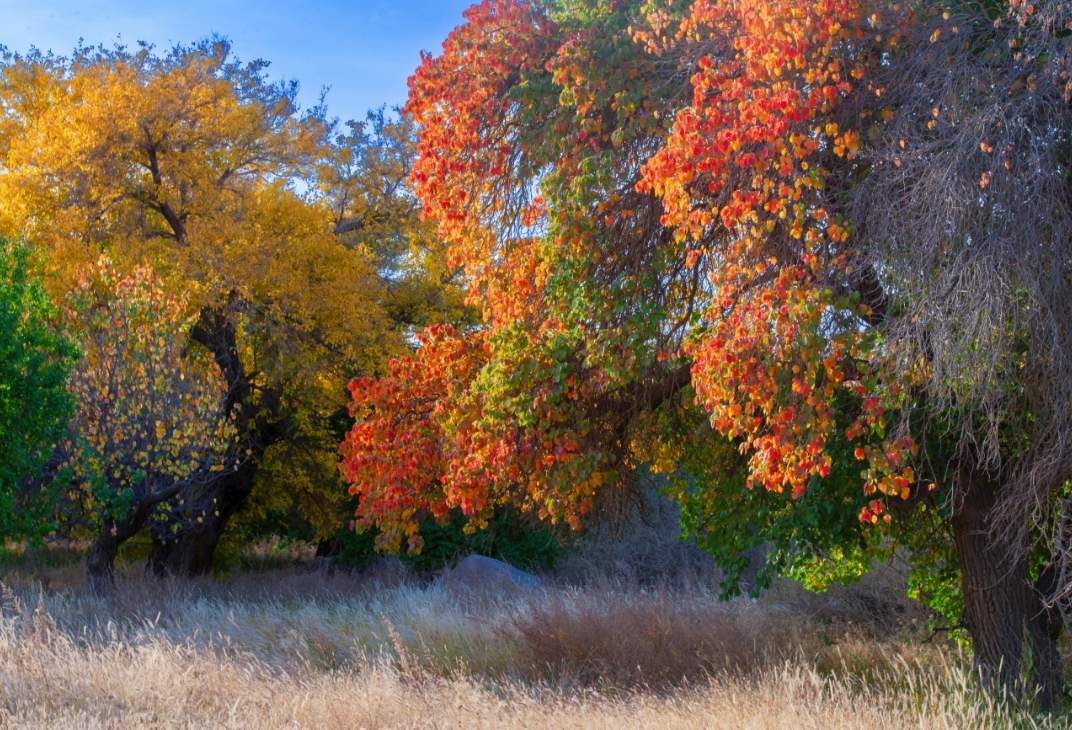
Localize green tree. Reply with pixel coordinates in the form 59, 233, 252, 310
0, 238, 74, 542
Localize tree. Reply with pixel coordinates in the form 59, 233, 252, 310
845, 0, 1072, 701
0, 40, 399, 575
320, 108, 470, 331
58, 258, 238, 591
216, 109, 473, 561
0, 238, 74, 542
341, 0, 1072, 701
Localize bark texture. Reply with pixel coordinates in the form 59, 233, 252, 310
148, 463, 258, 576
85, 499, 158, 594
951, 465, 1032, 696
1027, 564, 1065, 711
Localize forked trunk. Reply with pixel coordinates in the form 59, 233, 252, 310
951, 466, 1031, 696
148, 462, 256, 576
85, 500, 157, 594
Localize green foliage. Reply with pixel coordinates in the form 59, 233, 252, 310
0, 239, 74, 541
658, 387, 965, 633
902, 503, 963, 636
332, 505, 561, 573
331, 523, 379, 570
660, 389, 876, 598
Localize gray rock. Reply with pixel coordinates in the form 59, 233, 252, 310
366, 556, 408, 583
442, 554, 542, 590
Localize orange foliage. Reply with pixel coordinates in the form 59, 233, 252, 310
407, 1, 558, 327
341, 0, 917, 548
339, 325, 483, 552
636, 0, 910, 502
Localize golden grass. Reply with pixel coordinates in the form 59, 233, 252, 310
0, 556, 1061, 729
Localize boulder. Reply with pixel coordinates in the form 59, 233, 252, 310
366, 556, 408, 583
442, 554, 542, 590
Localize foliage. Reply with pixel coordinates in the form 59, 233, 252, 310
0, 239, 74, 541
339, 325, 487, 553
649, 388, 872, 598
237, 110, 474, 551
57, 257, 237, 550
345, 0, 692, 551
0, 40, 463, 567
319, 108, 470, 331
341, 0, 915, 570
332, 506, 561, 573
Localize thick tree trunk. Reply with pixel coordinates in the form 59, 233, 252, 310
1027, 564, 1064, 711
951, 466, 1032, 697
148, 461, 257, 576
85, 523, 123, 594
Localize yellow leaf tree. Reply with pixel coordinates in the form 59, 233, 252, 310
0, 39, 428, 574
228, 110, 472, 555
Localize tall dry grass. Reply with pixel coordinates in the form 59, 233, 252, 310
0, 551, 1061, 729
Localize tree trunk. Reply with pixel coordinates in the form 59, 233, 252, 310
951, 465, 1032, 697
1027, 563, 1064, 711
148, 460, 256, 576
85, 522, 123, 594
147, 303, 277, 577
85, 500, 157, 594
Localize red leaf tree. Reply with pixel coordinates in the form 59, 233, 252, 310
341, 0, 1072, 699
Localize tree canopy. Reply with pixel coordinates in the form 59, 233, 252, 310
340, 0, 1072, 700
0, 40, 463, 574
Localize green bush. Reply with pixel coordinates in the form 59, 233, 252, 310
332, 505, 561, 573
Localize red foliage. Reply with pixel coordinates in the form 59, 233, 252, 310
341, 0, 919, 549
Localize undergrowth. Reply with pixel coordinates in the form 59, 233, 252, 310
0, 547, 1063, 728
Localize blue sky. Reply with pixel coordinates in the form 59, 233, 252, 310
0, 0, 476, 124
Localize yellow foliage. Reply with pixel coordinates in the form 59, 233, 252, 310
0, 41, 463, 548
0, 43, 393, 381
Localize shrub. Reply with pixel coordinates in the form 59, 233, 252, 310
332, 505, 561, 573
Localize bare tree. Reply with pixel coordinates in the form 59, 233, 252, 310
843, 0, 1072, 695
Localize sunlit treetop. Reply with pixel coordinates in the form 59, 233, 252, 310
0, 39, 397, 396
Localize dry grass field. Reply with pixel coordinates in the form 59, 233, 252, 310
0, 548, 1062, 729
